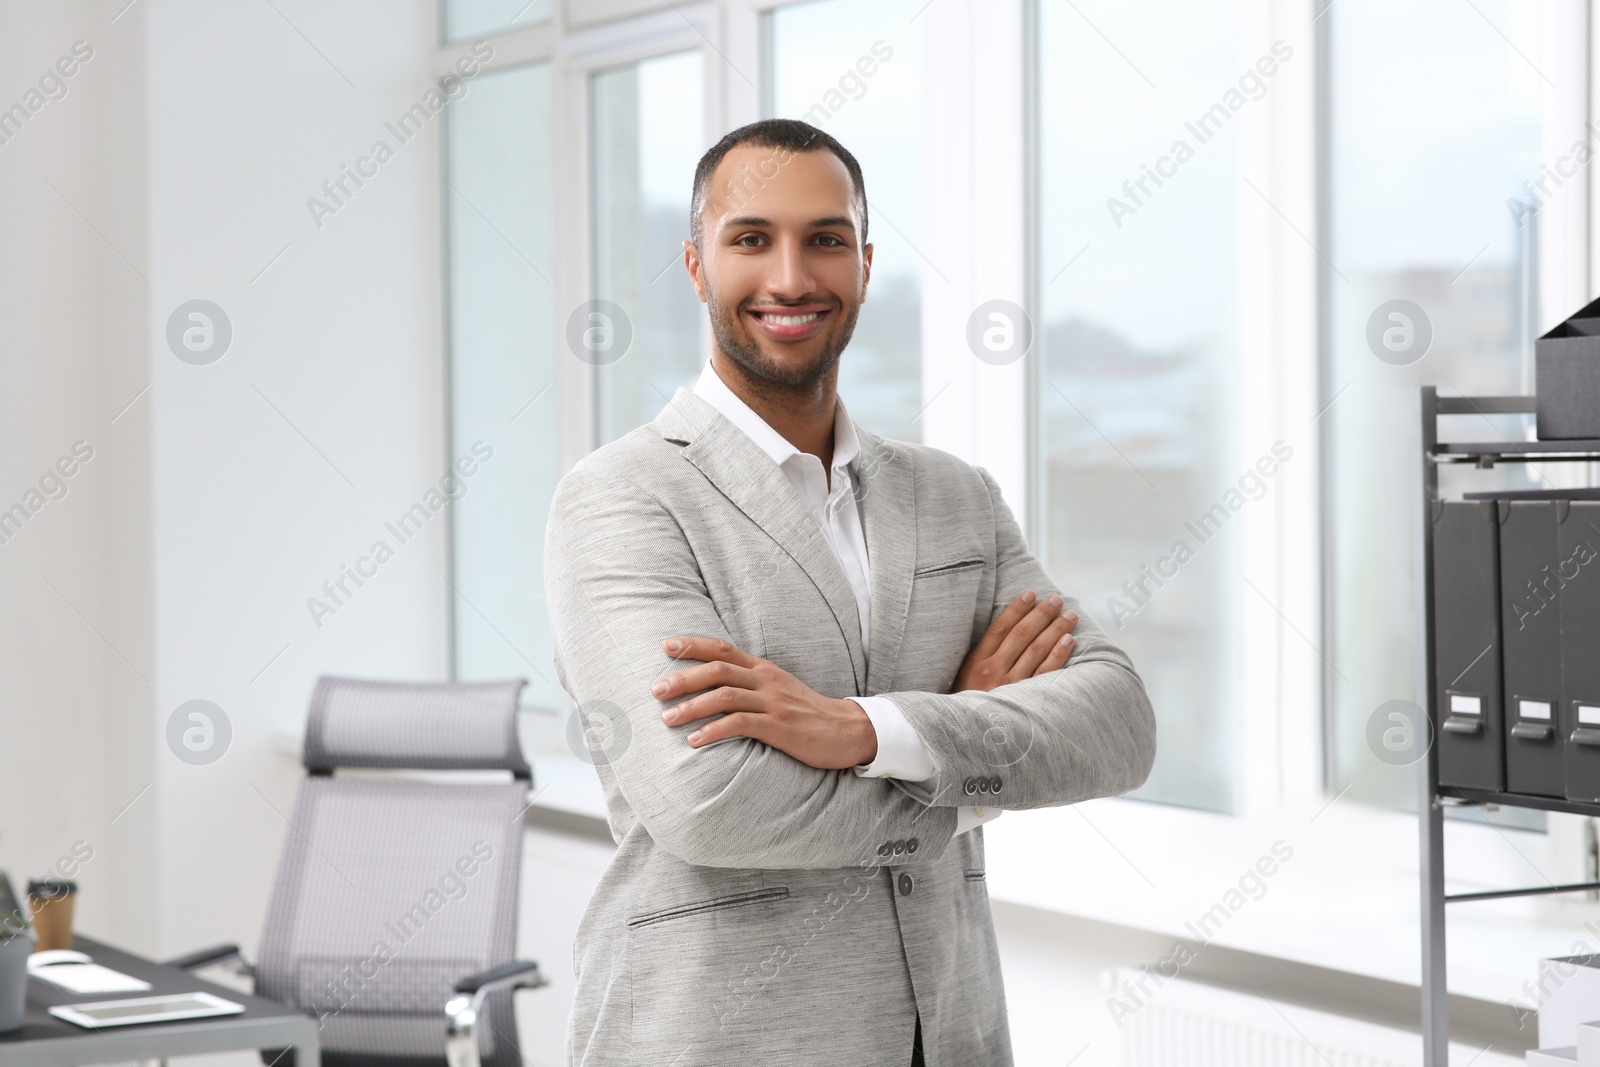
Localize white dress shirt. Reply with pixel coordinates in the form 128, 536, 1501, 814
693, 359, 999, 836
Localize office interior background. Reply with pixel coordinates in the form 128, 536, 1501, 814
2, 0, 1596, 1062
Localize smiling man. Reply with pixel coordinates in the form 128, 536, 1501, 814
544, 119, 1157, 1067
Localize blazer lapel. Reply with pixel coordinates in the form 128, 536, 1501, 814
653, 388, 868, 694
854, 428, 917, 697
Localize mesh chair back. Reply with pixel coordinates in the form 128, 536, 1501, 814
257, 676, 529, 1067
303, 676, 529, 776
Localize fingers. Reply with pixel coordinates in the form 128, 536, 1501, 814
654, 637, 762, 703
1012, 613, 1077, 680
660, 681, 762, 726
1031, 630, 1076, 676
970, 591, 1038, 660
685, 711, 767, 748
994, 594, 1071, 670
661, 635, 761, 669
652, 657, 760, 702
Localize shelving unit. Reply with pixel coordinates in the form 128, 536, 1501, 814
1419, 387, 1600, 1065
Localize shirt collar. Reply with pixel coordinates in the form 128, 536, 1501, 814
692, 357, 859, 476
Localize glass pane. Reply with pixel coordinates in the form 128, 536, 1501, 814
768, 0, 923, 442
1326, 0, 1548, 813
592, 51, 706, 445
442, 0, 551, 42
446, 62, 561, 711
1037, 0, 1242, 812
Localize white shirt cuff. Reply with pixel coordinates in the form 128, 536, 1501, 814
955, 805, 1003, 836
849, 698, 1000, 837
850, 696, 935, 781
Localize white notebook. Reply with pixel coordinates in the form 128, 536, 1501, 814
30, 961, 151, 994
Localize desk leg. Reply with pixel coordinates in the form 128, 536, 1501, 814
293, 1037, 320, 1067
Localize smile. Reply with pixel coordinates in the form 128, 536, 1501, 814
747, 307, 830, 341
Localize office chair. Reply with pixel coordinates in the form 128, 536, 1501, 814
171, 675, 547, 1067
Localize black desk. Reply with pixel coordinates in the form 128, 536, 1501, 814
0, 935, 318, 1067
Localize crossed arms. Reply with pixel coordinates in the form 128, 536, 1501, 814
544, 459, 1156, 870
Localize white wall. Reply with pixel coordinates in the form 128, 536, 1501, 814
0, 0, 155, 952
144, 0, 449, 963
0, 0, 448, 965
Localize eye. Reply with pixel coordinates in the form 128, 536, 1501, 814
814, 234, 846, 247
733, 233, 765, 247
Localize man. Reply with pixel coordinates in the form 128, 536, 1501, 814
544, 118, 1156, 1067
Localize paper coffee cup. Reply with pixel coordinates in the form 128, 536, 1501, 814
26, 879, 76, 953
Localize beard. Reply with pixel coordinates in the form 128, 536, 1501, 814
705, 285, 861, 391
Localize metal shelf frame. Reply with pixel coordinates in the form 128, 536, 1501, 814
1419, 387, 1600, 1065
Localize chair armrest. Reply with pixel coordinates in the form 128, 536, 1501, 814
445, 961, 546, 1067
452, 959, 546, 995
165, 943, 255, 978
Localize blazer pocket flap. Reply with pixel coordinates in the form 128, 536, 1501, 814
627, 887, 790, 929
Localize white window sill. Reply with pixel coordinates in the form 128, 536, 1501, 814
983, 795, 1600, 1007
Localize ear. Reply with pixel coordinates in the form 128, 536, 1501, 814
859, 241, 873, 301
683, 239, 708, 303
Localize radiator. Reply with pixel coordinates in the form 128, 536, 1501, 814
1111, 969, 1525, 1067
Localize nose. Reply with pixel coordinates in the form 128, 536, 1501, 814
765, 233, 816, 300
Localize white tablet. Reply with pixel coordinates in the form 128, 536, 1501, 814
48, 991, 243, 1028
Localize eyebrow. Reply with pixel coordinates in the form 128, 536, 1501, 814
721, 215, 857, 232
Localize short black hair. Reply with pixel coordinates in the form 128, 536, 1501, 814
689, 118, 868, 251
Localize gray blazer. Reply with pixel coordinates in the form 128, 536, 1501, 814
544, 386, 1156, 1067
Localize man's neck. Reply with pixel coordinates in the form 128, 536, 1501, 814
711, 350, 838, 471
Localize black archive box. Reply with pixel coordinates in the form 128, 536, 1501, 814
1431, 500, 1504, 789
1498, 500, 1566, 797
1560, 502, 1600, 801
1536, 294, 1600, 440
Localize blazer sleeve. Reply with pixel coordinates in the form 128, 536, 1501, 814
878, 466, 1158, 810
543, 456, 959, 870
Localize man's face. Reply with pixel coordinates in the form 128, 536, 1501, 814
686, 144, 872, 390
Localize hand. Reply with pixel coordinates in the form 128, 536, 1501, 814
952, 590, 1078, 693
651, 637, 878, 770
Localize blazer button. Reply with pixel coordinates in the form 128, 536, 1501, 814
893, 840, 905, 856
990, 776, 1003, 793
906, 837, 919, 854
963, 777, 977, 795
877, 843, 892, 858
977, 778, 990, 794
898, 873, 914, 896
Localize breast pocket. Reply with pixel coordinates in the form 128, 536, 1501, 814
914, 556, 985, 579
901, 556, 988, 692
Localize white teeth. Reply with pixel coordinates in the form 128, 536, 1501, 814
759, 312, 820, 327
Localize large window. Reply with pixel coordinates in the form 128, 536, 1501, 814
767, 0, 925, 442
1323, 0, 1550, 810
592, 51, 707, 445
1035, 0, 1243, 812
438, 1, 1596, 839
445, 62, 561, 711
